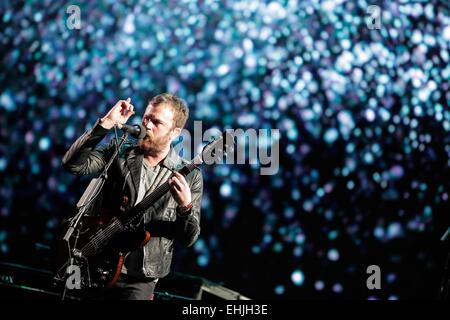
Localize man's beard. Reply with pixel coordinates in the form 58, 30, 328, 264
138, 131, 171, 156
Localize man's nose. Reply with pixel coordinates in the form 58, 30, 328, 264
143, 120, 153, 130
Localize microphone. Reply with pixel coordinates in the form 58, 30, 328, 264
116, 123, 147, 139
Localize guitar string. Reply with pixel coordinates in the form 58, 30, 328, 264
79, 181, 172, 256
80, 183, 169, 256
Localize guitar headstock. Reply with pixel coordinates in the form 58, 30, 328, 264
192, 131, 235, 165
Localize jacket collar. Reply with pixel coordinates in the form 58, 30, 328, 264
125, 147, 143, 198
161, 145, 183, 170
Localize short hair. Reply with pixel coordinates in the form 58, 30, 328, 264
148, 93, 189, 129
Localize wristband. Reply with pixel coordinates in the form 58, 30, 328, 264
178, 202, 193, 213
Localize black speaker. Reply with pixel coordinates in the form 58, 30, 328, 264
0, 262, 250, 300
156, 272, 251, 300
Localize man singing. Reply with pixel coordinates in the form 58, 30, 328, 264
62, 93, 203, 300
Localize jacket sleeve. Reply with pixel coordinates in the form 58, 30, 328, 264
62, 119, 114, 176
173, 168, 203, 247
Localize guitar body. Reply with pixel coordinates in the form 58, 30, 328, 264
55, 213, 151, 289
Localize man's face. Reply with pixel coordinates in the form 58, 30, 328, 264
139, 103, 178, 155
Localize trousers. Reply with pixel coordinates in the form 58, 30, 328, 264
86, 274, 158, 300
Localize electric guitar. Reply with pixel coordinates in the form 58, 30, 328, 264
54, 131, 234, 290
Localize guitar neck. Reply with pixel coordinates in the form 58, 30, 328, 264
122, 162, 198, 226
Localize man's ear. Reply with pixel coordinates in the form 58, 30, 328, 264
170, 127, 181, 140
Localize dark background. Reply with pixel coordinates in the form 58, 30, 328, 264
0, 0, 449, 299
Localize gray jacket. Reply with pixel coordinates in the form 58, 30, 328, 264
61, 119, 203, 279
